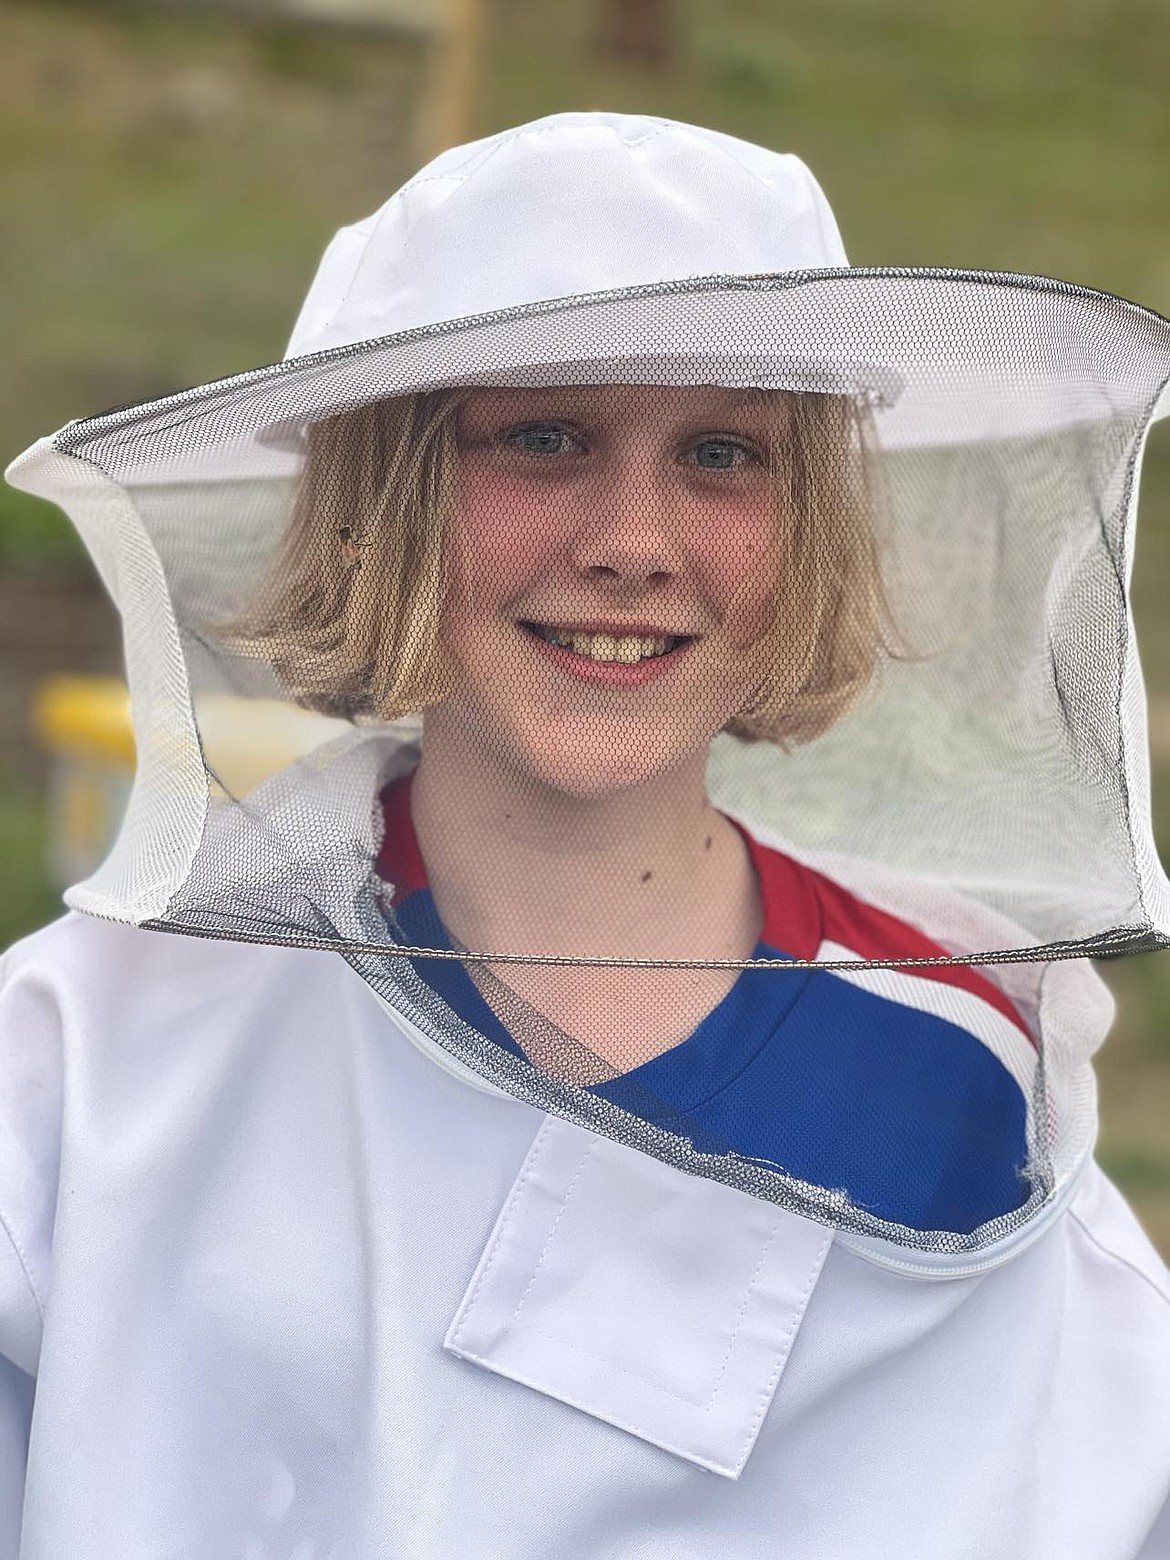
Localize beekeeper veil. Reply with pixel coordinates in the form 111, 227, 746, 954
9, 112, 1170, 1256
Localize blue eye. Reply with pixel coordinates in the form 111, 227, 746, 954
690, 438, 755, 470
504, 424, 579, 457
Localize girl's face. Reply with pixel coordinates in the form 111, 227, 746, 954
438, 384, 789, 796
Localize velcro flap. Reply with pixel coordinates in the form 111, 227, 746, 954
444, 1116, 832, 1478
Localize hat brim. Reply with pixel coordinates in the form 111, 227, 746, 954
44, 269, 1170, 486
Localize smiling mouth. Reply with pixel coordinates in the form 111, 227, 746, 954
519, 622, 693, 664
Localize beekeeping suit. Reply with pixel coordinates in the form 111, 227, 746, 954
2, 112, 1169, 1558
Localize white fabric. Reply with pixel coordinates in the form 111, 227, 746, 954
1, 912, 1168, 1558
285, 114, 849, 360
3, 442, 208, 924
444, 1116, 832, 1478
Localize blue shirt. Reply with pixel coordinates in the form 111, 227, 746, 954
376, 774, 1034, 1233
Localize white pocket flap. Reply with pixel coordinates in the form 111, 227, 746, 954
445, 1117, 832, 1478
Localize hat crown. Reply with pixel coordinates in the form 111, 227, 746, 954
285, 111, 848, 359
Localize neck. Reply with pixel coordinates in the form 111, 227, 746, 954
409, 714, 761, 961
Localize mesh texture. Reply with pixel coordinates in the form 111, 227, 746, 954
10, 269, 1170, 1252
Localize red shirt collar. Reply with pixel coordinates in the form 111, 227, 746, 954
376, 769, 824, 960
375, 768, 1032, 1042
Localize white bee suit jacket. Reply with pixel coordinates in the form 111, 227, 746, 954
5, 110, 1170, 1557
0, 896, 1169, 1558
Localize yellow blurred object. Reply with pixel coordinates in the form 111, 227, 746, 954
33, 676, 371, 890
33, 675, 135, 767
33, 676, 136, 892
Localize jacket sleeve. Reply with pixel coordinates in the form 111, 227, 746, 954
1139, 1494, 1170, 1560
0, 1337, 34, 1558
0, 934, 66, 1558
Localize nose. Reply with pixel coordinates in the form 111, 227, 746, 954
569, 455, 684, 589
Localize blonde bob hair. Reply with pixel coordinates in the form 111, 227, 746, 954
236, 386, 892, 747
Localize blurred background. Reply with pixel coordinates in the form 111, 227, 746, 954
2, 0, 1168, 1249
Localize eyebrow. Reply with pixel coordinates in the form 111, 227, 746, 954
460, 386, 787, 427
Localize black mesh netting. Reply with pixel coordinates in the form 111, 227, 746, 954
14, 271, 1170, 1251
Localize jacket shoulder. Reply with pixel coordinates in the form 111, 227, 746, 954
0, 913, 347, 1378
1070, 1161, 1170, 1309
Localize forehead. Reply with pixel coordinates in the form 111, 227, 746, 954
456, 383, 788, 427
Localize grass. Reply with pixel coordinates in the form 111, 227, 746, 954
1, 0, 1169, 1252
0, 783, 60, 951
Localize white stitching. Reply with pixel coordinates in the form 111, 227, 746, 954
448, 1117, 555, 1348
493, 1139, 829, 1417
731, 1225, 831, 1475
510, 1143, 597, 1322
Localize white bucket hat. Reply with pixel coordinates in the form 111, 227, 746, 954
287, 112, 851, 357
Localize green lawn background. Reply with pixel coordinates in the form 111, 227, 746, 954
2, 0, 1169, 1249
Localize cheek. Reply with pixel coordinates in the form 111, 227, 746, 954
696, 511, 779, 630
449, 472, 570, 614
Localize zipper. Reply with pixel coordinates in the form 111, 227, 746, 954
370, 986, 522, 1103
835, 1158, 1089, 1279
369, 977, 1090, 1278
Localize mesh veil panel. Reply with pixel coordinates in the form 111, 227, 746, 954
26, 271, 1170, 1252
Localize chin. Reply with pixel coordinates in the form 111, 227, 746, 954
504, 715, 706, 800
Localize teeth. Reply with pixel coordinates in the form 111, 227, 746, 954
532, 625, 677, 662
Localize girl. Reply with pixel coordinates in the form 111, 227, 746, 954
2, 112, 1169, 1557
235, 378, 1031, 1234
